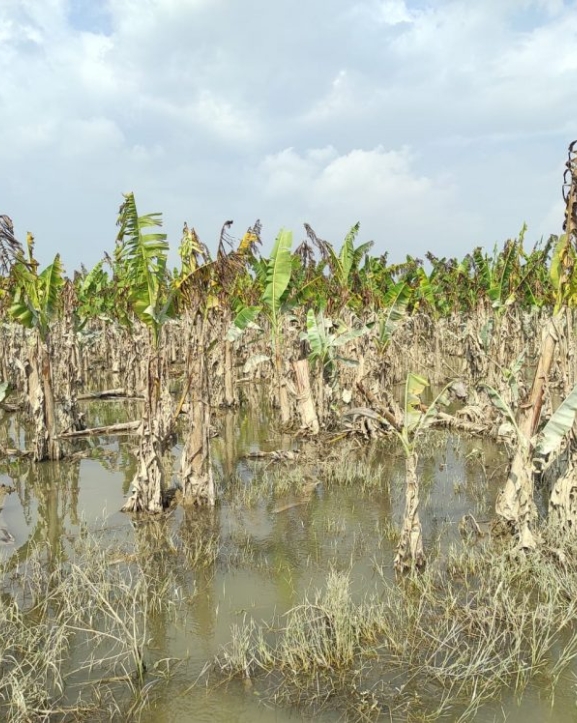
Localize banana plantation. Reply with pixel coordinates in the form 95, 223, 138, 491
0, 141, 577, 722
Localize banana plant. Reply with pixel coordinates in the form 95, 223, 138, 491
392, 373, 451, 574
486, 377, 577, 534
115, 193, 175, 513
226, 230, 294, 419
471, 233, 527, 313
75, 260, 115, 326
262, 229, 293, 423
491, 141, 577, 546
303, 309, 368, 383
115, 192, 174, 351
550, 233, 577, 312
10, 243, 65, 341
7, 233, 66, 460
262, 228, 293, 333
324, 223, 374, 311
541, 382, 577, 528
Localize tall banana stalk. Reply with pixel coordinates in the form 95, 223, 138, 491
115, 193, 174, 514
262, 229, 293, 424
4, 226, 66, 461
393, 374, 451, 573
495, 140, 577, 544
180, 313, 215, 505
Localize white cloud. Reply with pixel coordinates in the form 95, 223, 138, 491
374, 0, 414, 25
0, 0, 575, 270
194, 90, 261, 144
257, 145, 476, 257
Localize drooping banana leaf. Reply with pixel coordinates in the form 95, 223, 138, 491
550, 233, 577, 312
549, 234, 569, 293
491, 238, 518, 309
0, 381, 9, 403
262, 229, 292, 329
227, 305, 262, 342
9, 289, 36, 329
415, 267, 436, 310
352, 239, 374, 269
535, 382, 577, 457
9, 253, 64, 336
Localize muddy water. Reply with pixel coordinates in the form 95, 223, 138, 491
0, 404, 576, 722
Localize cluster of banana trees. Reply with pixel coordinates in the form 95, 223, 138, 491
2, 141, 577, 570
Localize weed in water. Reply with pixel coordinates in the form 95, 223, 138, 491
211, 522, 577, 721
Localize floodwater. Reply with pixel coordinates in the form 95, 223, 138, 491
1, 400, 576, 722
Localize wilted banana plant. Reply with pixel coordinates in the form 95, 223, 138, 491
495, 140, 577, 545
176, 221, 248, 506
393, 373, 450, 574
263, 229, 293, 424
3, 224, 66, 461
300, 309, 369, 427
115, 192, 175, 514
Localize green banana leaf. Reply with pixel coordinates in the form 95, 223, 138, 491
115, 192, 171, 345
379, 281, 410, 348
262, 229, 293, 328
337, 223, 360, 287
305, 308, 327, 363
9, 253, 64, 336
227, 305, 262, 342
40, 254, 65, 317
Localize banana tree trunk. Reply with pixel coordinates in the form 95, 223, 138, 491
181, 316, 215, 506
292, 359, 319, 434
394, 451, 426, 574
495, 313, 561, 547
122, 343, 170, 514
223, 338, 236, 407
121, 419, 164, 514
274, 341, 291, 425
28, 332, 62, 462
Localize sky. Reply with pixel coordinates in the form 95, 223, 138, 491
1, 0, 576, 273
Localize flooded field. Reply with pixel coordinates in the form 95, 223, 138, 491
3, 398, 577, 722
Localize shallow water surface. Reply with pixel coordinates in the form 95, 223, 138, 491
1, 406, 575, 722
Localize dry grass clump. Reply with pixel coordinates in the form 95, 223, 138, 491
224, 439, 396, 510
213, 526, 577, 722
0, 529, 188, 722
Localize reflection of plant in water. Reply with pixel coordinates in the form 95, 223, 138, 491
3, 458, 81, 569
0, 530, 188, 722
214, 527, 577, 722
178, 507, 220, 646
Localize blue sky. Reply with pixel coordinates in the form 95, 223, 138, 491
1, 0, 576, 272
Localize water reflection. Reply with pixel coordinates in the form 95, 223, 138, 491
1, 400, 562, 723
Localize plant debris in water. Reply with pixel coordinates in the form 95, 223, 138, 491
212, 524, 577, 722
